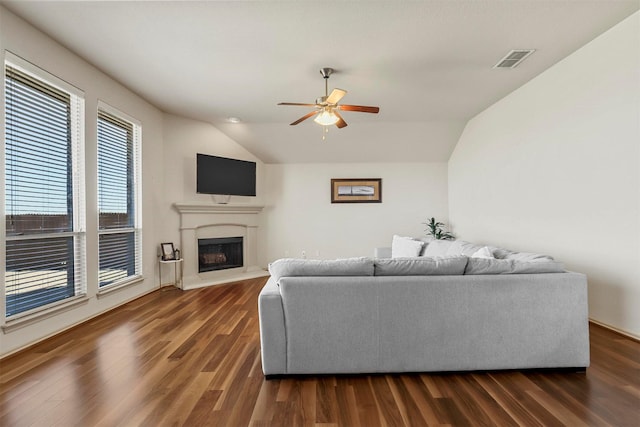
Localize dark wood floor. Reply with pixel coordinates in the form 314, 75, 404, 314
1, 277, 639, 426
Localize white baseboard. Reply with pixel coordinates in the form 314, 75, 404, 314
182, 269, 270, 290
589, 318, 640, 341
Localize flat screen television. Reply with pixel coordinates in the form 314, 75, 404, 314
196, 154, 256, 196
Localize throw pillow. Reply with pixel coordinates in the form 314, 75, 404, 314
492, 247, 515, 259
471, 246, 494, 259
391, 235, 424, 258
421, 239, 453, 257
445, 240, 471, 256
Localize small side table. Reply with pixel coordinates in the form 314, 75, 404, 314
159, 258, 183, 289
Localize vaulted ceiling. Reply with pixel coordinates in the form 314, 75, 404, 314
3, 1, 638, 163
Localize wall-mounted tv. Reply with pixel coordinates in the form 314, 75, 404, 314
196, 154, 256, 196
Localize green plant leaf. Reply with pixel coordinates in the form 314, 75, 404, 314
423, 217, 455, 240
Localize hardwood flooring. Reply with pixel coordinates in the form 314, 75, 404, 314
1, 277, 639, 426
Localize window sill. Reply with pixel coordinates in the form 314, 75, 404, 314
97, 275, 144, 298
2, 295, 89, 334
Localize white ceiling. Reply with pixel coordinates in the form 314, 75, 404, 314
3, 0, 638, 163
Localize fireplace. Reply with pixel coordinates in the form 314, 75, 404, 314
198, 237, 243, 273
174, 203, 267, 289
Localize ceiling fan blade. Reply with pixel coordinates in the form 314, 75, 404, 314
278, 102, 318, 107
290, 111, 318, 125
338, 104, 380, 114
326, 88, 347, 105
334, 111, 348, 129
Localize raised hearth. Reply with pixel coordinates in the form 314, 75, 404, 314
173, 203, 267, 289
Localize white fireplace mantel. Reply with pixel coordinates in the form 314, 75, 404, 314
173, 202, 268, 289
174, 203, 265, 215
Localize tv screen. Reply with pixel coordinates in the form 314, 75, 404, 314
196, 154, 256, 196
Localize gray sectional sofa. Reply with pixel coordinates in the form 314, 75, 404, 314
258, 239, 590, 376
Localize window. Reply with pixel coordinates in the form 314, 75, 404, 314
97, 104, 141, 288
4, 55, 85, 318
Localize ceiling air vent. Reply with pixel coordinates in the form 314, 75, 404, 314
494, 49, 535, 69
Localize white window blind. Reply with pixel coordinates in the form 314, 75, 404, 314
4, 57, 86, 318
97, 106, 141, 288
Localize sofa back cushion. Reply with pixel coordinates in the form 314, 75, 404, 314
504, 252, 555, 262
374, 256, 468, 276
465, 257, 565, 275
423, 240, 494, 258
268, 257, 374, 282
421, 240, 454, 257
471, 246, 495, 259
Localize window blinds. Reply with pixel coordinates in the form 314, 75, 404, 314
98, 111, 133, 230
5, 66, 73, 233
97, 108, 141, 288
5, 62, 86, 317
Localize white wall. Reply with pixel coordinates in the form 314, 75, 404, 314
448, 12, 640, 337
263, 163, 449, 262
0, 7, 165, 356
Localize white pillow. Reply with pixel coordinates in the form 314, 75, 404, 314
391, 235, 424, 258
421, 239, 453, 257
471, 246, 494, 259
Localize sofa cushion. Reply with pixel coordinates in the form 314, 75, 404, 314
268, 257, 374, 282
492, 247, 515, 259
505, 251, 555, 262
421, 240, 453, 257
391, 235, 425, 258
447, 240, 481, 256
374, 256, 468, 276
465, 257, 565, 275
464, 258, 513, 274
425, 240, 493, 257
491, 248, 555, 261
511, 260, 565, 274
471, 246, 494, 259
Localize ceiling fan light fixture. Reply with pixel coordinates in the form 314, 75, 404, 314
279, 67, 379, 130
314, 108, 339, 126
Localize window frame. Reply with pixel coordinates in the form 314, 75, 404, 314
96, 101, 142, 290
3, 52, 86, 321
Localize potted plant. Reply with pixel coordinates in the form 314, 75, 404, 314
423, 217, 455, 240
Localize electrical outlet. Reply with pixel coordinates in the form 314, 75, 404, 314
316, 250, 320, 258
301, 250, 306, 259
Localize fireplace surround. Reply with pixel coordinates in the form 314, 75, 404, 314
173, 203, 267, 289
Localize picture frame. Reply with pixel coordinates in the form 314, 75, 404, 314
161, 242, 176, 261
331, 178, 382, 204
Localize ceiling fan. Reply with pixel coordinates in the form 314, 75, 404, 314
278, 67, 380, 129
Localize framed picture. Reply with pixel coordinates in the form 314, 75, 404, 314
331, 178, 382, 203
161, 242, 176, 261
